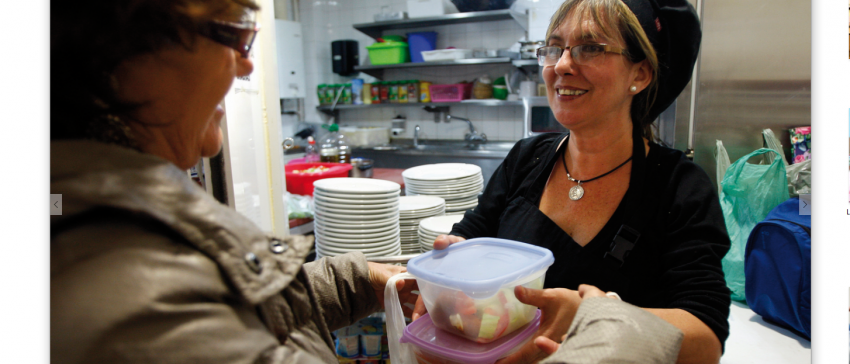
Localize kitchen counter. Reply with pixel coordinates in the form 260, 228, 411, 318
721, 301, 810, 363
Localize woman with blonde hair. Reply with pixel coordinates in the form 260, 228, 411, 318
422, 0, 730, 363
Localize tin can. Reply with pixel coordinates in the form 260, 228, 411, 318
371, 82, 381, 104
326, 84, 337, 105
399, 80, 409, 103
341, 83, 352, 104
407, 80, 419, 103
363, 83, 372, 105
420, 81, 432, 103
379, 82, 389, 103
388, 81, 398, 103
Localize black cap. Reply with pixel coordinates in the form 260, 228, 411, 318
620, 0, 701, 124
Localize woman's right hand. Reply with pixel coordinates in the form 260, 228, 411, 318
433, 234, 466, 250
493, 285, 583, 364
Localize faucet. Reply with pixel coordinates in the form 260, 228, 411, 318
413, 125, 421, 147
447, 115, 487, 143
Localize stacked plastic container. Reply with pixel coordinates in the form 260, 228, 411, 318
385, 238, 555, 364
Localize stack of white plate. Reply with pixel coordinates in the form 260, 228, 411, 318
418, 214, 465, 252
403, 163, 483, 214
399, 196, 446, 254
312, 178, 401, 259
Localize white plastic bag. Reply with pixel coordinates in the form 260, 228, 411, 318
715, 140, 730, 193
385, 272, 418, 364
786, 159, 811, 197
762, 129, 789, 166
285, 192, 313, 219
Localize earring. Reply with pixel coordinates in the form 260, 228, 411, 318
629, 85, 637, 92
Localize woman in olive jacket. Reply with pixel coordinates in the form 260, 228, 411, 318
49, 0, 417, 362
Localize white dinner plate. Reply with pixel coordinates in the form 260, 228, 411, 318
405, 184, 483, 195
445, 201, 479, 209
399, 196, 446, 211
419, 214, 464, 233
314, 178, 400, 194
313, 203, 398, 218
314, 207, 399, 221
402, 163, 482, 181
314, 220, 397, 236
316, 242, 401, 257
315, 226, 399, 240
315, 214, 399, 227
317, 233, 400, 249
313, 199, 399, 211
315, 219, 399, 232
317, 230, 400, 246
401, 203, 445, 212
408, 190, 481, 200
404, 173, 481, 183
312, 191, 400, 204
404, 177, 483, 189
313, 188, 400, 200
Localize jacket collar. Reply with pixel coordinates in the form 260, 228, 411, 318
51, 140, 312, 305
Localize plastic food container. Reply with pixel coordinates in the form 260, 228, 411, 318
366, 40, 410, 65
429, 83, 473, 102
421, 48, 473, 62
284, 162, 352, 196
406, 238, 554, 343
400, 310, 541, 364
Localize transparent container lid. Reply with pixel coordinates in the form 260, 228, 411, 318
400, 310, 541, 364
407, 238, 554, 299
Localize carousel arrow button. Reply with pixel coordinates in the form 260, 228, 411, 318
798, 194, 811, 216
50, 194, 62, 215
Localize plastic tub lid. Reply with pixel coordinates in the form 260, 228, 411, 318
407, 238, 554, 299
400, 310, 541, 364
367, 40, 408, 49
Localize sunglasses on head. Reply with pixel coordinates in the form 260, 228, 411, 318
198, 20, 260, 58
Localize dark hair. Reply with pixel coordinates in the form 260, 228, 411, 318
50, 0, 258, 144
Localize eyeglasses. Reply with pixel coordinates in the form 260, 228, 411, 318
536, 44, 626, 67
198, 20, 260, 58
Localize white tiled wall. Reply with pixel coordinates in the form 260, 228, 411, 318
295, 0, 529, 141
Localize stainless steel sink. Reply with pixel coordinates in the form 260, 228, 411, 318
351, 140, 518, 186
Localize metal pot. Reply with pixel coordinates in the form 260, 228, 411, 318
349, 158, 374, 178
519, 40, 545, 59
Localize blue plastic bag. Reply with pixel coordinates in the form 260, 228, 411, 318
719, 148, 789, 301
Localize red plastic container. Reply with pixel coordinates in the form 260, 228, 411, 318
429, 83, 473, 102
285, 163, 352, 196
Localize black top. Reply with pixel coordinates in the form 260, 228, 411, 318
451, 132, 731, 348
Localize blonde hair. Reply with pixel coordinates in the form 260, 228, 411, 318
545, 0, 660, 140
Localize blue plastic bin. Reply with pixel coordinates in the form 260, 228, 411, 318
407, 32, 438, 63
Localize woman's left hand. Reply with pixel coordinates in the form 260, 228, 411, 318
367, 262, 418, 317
494, 285, 583, 364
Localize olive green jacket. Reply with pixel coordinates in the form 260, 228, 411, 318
50, 140, 380, 364
542, 297, 683, 364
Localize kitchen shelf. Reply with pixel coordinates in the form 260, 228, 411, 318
512, 59, 538, 67
317, 99, 523, 115
353, 9, 527, 40
355, 57, 514, 79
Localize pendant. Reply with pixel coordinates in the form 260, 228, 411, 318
569, 184, 584, 201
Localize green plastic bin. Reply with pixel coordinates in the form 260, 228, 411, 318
366, 40, 409, 65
